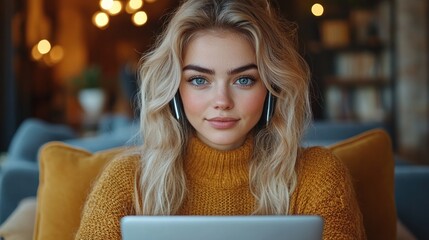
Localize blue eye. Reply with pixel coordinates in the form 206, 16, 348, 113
235, 77, 255, 86
189, 77, 208, 86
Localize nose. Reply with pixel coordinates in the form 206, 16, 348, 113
213, 85, 234, 110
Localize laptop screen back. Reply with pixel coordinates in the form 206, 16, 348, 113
121, 215, 323, 240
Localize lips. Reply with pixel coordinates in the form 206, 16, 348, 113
206, 117, 239, 129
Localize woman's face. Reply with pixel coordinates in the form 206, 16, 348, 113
180, 30, 267, 151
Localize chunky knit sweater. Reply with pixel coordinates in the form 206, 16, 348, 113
75, 137, 365, 240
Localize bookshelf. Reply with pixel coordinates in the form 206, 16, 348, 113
307, 0, 394, 124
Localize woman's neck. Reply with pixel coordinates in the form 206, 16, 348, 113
183, 136, 253, 189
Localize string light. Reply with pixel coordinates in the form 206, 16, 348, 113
128, 0, 143, 10
311, 3, 324, 17
100, 0, 114, 11
93, 11, 110, 29
50, 45, 64, 63
31, 40, 64, 65
94, 0, 152, 29
107, 1, 123, 15
31, 45, 43, 60
132, 11, 148, 26
125, 3, 137, 14
37, 39, 51, 54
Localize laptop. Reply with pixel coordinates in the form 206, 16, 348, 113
121, 215, 324, 240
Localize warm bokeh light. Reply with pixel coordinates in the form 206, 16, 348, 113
107, 1, 123, 15
31, 45, 43, 60
132, 11, 148, 26
94, 0, 159, 28
37, 39, 51, 54
311, 3, 324, 17
49, 45, 64, 63
93, 11, 110, 29
43, 55, 55, 66
100, 0, 114, 10
128, 0, 143, 10
125, 3, 136, 14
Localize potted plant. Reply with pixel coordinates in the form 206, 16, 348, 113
71, 65, 105, 130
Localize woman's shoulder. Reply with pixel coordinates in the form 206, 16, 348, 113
91, 147, 141, 187
291, 146, 354, 210
292, 147, 365, 239
299, 145, 335, 158
103, 150, 141, 175
296, 146, 349, 181
88, 150, 141, 202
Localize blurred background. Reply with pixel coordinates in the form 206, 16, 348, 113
0, 0, 428, 164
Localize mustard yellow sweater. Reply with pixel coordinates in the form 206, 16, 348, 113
75, 137, 365, 240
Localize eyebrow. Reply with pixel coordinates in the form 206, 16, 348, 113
182, 63, 258, 75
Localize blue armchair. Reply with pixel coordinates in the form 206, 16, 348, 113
395, 166, 429, 239
0, 117, 140, 223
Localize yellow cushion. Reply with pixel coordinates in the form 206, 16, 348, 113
328, 129, 397, 240
33, 142, 125, 240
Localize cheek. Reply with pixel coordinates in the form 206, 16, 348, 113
180, 88, 203, 117
240, 91, 267, 117
249, 95, 265, 117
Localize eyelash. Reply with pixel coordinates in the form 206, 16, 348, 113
187, 76, 208, 87
234, 76, 256, 88
186, 75, 257, 88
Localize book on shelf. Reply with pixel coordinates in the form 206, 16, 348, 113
335, 52, 377, 79
325, 86, 388, 122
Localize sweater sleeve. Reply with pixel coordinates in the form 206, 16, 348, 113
291, 147, 366, 240
74, 155, 139, 240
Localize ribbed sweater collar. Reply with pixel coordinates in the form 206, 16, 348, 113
184, 136, 253, 189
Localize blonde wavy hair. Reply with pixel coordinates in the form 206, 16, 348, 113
135, 0, 311, 215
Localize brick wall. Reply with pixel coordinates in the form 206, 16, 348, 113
396, 0, 429, 164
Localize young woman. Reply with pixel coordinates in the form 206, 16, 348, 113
75, 0, 365, 239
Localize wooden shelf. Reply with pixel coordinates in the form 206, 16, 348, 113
324, 76, 390, 88
307, 41, 387, 54
324, 42, 386, 52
